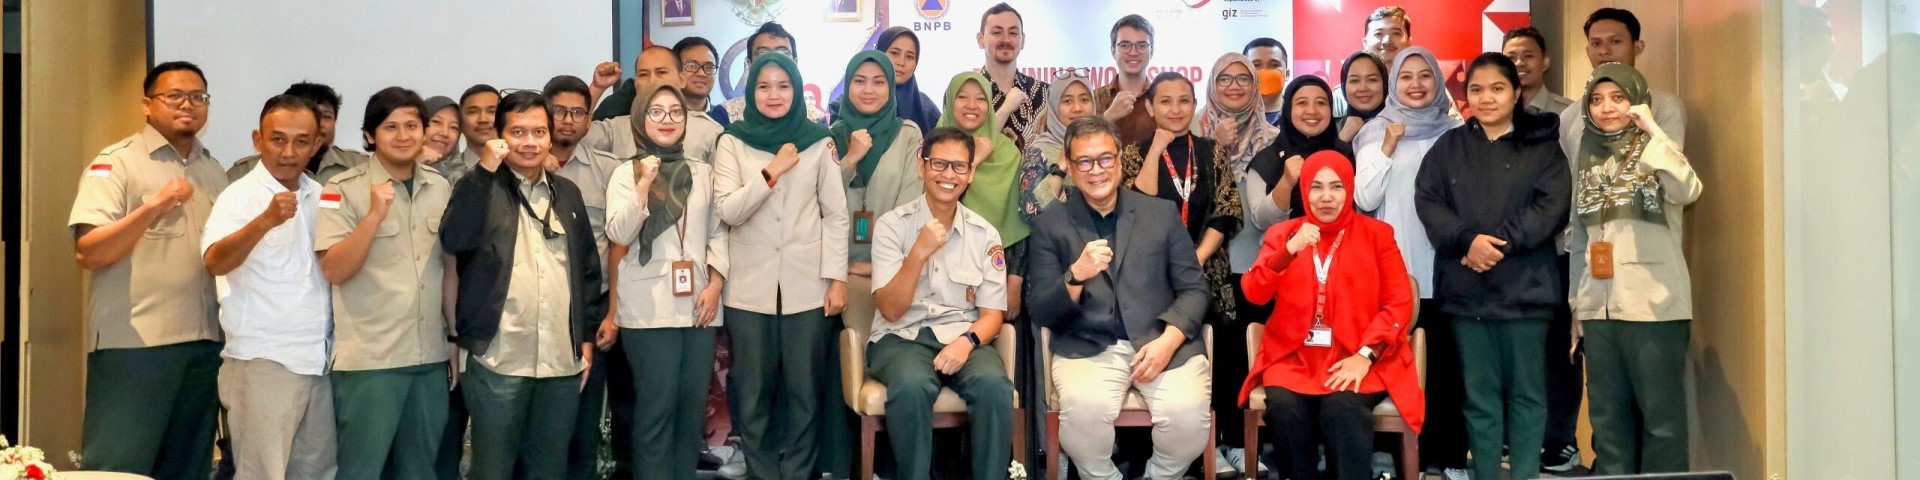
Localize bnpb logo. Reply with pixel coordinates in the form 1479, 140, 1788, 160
918, 0, 950, 18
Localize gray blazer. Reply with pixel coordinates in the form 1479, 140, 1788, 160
1027, 189, 1209, 367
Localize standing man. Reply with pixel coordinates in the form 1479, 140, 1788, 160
584, 45, 724, 163
69, 61, 227, 480
589, 45, 681, 122
1335, 6, 1415, 116
714, 22, 830, 126
227, 82, 371, 184
441, 90, 606, 480
1243, 38, 1291, 126
1029, 117, 1213, 480
1560, 8, 1688, 153
976, 2, 1048, 150
1504, 27, 1574, 116
438, 85, 498, 480
319, 87, 457, 480
202, 94, 337, 480
1095, 14, 1158, 146
445, 84, 501, 184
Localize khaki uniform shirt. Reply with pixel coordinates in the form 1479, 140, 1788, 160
583, 112, 726, 164
316, 161, 452, 371
712, 136, 850, 315
868, 197, 1008, 343
474, 171, 585, 378
606, 160, 730, 329
226, 145, 369, 185
552, 146, 624, 257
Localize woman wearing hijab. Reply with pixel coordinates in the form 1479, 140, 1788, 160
712, 53, 852, 479
1124, 72, 1244, 326
1566, 63, 1702, 476
1338, 51, 1390, 143
831, 27, 942, 138
1017, 70, 1094, 220
1239, 150, 1423, 480
1197, 53, 1281, 174
1352, 46, 1466, 477
940, 72, 1031, 317
1413, 53, 1571, 480
835, 51, 925, 276
605, 84, 729, 479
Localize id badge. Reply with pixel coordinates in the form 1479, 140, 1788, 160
1589, 241, 1614, 280
852, 211, 874, 244
671, 260, 696, 297
1305, 325, 1333, 347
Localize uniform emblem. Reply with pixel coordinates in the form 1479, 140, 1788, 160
85, 164, 113, 178
987, 244, 1005, 271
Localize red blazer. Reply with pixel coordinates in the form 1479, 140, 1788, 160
1237, 216, 1425, 433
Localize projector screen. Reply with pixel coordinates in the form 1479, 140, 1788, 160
152, 0, 617, 165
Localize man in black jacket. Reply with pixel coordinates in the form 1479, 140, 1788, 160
441, 90, 606, 480
1028, 117, 1213, 480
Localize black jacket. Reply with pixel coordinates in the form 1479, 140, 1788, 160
1413, 111, 1570, 319
441, 165, 607, 357
1028, 190, 1210, 367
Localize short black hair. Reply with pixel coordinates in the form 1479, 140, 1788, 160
1242, 37, 1289, 63
284, 82, 342, 111
144, 61, 207, 95
361, 87, 427, 150
258, 94, 320, 126
748, 22, 798, 61
1110, 14, 1153, 46
543, 75, 592, 103
922, 127, 976, 161
1366, 6, 1413, 38
673, 36, 719, 63
494, 90, 553, 136
1062, 116, 1120, 161
459, 84, 500, 108
1144, 71, 1193, 100
980, 3, 1023, 32
1503, 27, 1549, 52
1584, 7, 1642, 41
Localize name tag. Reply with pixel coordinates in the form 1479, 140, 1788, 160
672, 260, 695, 297
1305, 325, 1333, 348
851, 211, 874, 244
1589, 241, 1614, 279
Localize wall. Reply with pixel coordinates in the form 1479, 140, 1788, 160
18, 0, 147, 466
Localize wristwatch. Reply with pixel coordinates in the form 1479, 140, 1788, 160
963, 331, 982, 347
1065, 270, 1090, 286
1357, 346, 1379, 362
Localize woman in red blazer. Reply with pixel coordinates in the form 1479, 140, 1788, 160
1238, 150, 1425, 480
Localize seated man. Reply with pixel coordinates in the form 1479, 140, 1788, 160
867, 127, 1016, 480
1028, 116, 1212, 480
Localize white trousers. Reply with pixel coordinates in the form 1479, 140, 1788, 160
217, 357, 338, 480
1052, 342, 1212, 480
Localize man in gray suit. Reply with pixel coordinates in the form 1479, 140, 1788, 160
1027, 117, 1212, 480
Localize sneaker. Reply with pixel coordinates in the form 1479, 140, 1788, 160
1442, 467, 1473, 480
1541, 445, 1580, 473
717, 446, 747, 479
1222, 447, 1270, 477
1211, 447, 1241, 479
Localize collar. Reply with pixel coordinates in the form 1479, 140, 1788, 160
316, 146, 359, 171
1074, 189, 1123, 220
141, 124, 206, 162
366, 157, 439, 189
902, 195, 995, 233
512, 168, 549, 188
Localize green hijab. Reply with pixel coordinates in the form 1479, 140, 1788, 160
631, 84, 697, 266
939, 72, 1028, 245
1576, 62, 1665, 226
723, 53, 833, 153
830, 51, 905, 188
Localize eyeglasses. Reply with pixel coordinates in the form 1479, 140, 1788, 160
1113, 41, 1153, 54
752, 47, 793, 58
924, 158, 972, 174
647, 108, 688, 123
1216, 74, 1255, 87
149, 91, 212, 108
682, 62, 718, 76
1071, 154, 1118, 172
550, 106, 590, 121
1051, 67, 1093, 80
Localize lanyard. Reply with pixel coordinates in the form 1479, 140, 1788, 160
666, 169, 693, 261
1160, 135, 1196, 225
511, 176, 559, 239
1310, 229, 1348, 327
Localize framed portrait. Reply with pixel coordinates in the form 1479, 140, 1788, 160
662, 0, 695, 26
825, 0, 860, 22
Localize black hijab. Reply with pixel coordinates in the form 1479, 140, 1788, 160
1250, 76, 1350, 194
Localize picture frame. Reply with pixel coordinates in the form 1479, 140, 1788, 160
825, 0, 861, 22
662, 0, 695, 26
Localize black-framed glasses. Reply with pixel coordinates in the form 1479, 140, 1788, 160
646, 108, 688, 123
682, 62, 718, 76
149, 91, 212, 108
1071, 154, 1118, 172
924, 158, 972, 174
1216, 74, 1256, 87
1113, 41, 1152, 53
550, 106, 589, 121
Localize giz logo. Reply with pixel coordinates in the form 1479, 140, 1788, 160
1220, 8, 1238, 19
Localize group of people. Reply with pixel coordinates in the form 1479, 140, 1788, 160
67, 3, 1703, 480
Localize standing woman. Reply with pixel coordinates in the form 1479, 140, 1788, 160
1239, 151, 1424, 480
832, 27, 941, 139
1351, 46, 1466, 478
1413, 53, 1571, 480
1337, 51, 1390, 143
835, 50, 926, 280
712, 52, 852, 480
1566, 63, 1702, 476
1123, 71, 1243, 326
940, 72, 1031, 316
606, 84, 730, 480
1017, 70, 1094, 220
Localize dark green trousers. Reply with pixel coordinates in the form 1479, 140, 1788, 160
621, 327, 718, 480
436, 380, 469, 480
331, 363, 449, 480
1454, 317, 1549, 480
817, 318, 856, 479
726, 306, 831, 480
462, 359, 582, 480
866, 330, 1015, 480
1583, 320, 1690, 475
81, 340, 221, 480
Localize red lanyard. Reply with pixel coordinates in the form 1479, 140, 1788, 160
1160, 135, 1197, 226
1310, 229, 1348, 327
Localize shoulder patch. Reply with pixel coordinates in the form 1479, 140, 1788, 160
329, 165, 369, 184
319, 191, 343, 209
988, 244, 1006, 271
85, 163, 113, 178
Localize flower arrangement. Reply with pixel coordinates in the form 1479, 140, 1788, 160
1009, 460, 1027, 480
0, 437, 54, 480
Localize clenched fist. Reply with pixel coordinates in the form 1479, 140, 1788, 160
369, 181, 397, 218
592, 61, 622, 91
258, 191, 297, 228
766, 143, 801, 179
910, 219, 950, 259
1070, 239, 1114, 284
146, 178, 195, 211
1104, 90, 1138, 120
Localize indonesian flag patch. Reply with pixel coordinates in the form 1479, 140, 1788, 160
319, 192, 342, 209
85, 164, 112, 178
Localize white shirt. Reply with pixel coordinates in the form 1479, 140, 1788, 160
1355, 133, 1443, 299
202, 165, 331, 375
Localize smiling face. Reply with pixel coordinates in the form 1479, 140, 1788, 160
1467, 65, 1517, 128
678, 45, 718, 100
920, 139, 974, 205
1056, 82, 1094, 126
254, 107, 320, 187
501, 107, 552, 173
1290, 84, 1332, 136
1587, 81, 1633, 133
1307, 166, 1347, 223
1147, 79, 1195, 133
1364, 16, 1410, 61
1111, 27, 1152, 75
461, 92, 499, 145
1345, 58, 1385, 113
884, 35, 921, 83
953, 81, 990, 131
368, 107, 424, 164
753, 65, 795, 120
425, 107, 460, 157
1502, 36, 1550, 90
977, 12, 1024, 65
643, 89, 686, 147
1068, 132, 1121, 205
143, 70, 210, 137
849, 61, 891, 115
1394, 55, 1438, 110
1214, 63, 1254, 111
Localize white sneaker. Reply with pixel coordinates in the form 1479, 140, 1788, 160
1222, 447, 1269, 477
1211, 447, 1241, 479
1442, 467, 1473, 480
718, 445, 747, 479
